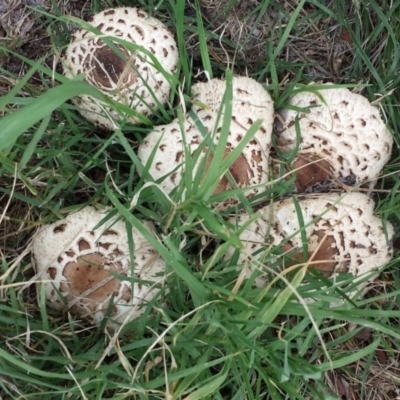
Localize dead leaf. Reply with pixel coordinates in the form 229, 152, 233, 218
340, 28, 352, 44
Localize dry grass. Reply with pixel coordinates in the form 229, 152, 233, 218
195, 0, 355, 80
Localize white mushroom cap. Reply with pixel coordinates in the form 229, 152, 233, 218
275, 84, 393, 191
191, 76, 274, 129
32, 206, 165, 327
63, 7, 179, 130
138, 76, 274, 208
227, 192, 394, 297
138, 117, 200, 193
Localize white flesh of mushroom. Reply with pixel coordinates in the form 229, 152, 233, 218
138, 76, 274, 208
227, 192, 394, 299
32, 206, 165, 327
275, 84, 393, 191
63, 7, 179, 130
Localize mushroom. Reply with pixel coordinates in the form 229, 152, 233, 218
138, 76, 274, 208
274, 84, 393, 192
32, 206, 165, 327
227, 192, 394, 298
63, 7, 179, 130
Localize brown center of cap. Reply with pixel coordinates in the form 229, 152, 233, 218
62, 253, 130, 315
203, 147, 259, 194
293, 154, 333, 192
86, 44, 137, 89
282, 231, 337, 277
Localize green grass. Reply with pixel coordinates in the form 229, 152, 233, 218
1, 0, 400, 399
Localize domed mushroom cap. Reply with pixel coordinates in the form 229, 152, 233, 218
275, 84, 393, 192
32, 206, 165, 327
227, 192, 394, 295
63, 7, 179, 130
138, 117, 200, 193
138, 76, 274, 208
191, 76, 274, 128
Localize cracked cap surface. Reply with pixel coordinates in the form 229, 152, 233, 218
32, 206, 165, 327
63, 7, 179, 130
226, 192, 394, 297
275, 84, 393, 191
138, 76, 274, 209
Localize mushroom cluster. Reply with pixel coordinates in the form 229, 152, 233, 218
227, 192, 394, 297
31, 5, 395, 329
138, 76, 274, 208
32, 207, 165, 328
63, 7, 179, 130
274, 84, 393, 192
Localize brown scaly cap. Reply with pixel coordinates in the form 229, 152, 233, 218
138, 76, 274, 209
63, 7, 179, 130
275, 84, 393, 191
32, 206, 165, 327
226, 192, 394, 298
